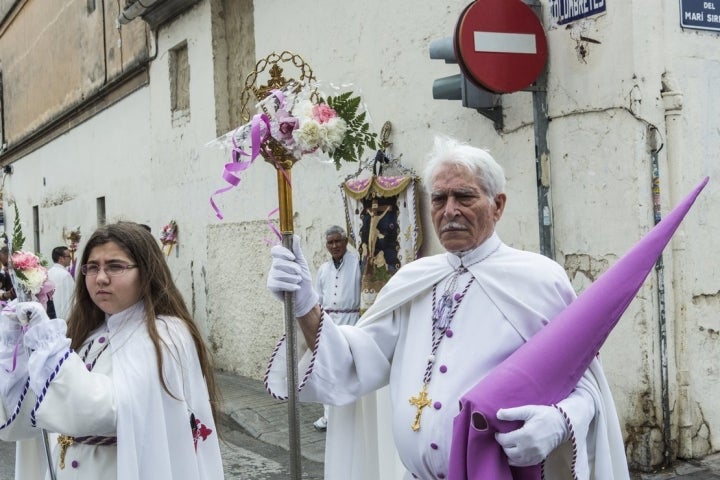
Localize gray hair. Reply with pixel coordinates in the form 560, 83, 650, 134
422, 135, 506, 198
324, 225, 347, 239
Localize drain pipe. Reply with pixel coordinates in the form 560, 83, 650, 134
661, 72, 693, 460
119, 0, 165, 24
649, 125, 672, 468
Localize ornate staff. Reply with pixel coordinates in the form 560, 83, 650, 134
239, 51, 318, 480
221, 51, 376, 479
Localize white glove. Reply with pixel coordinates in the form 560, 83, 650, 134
18, 302, 66, 351
15, 302, 70, 395
495, 404, 569, 466
267, 236, 319, 317
0, 301, 23, 348
0, 301, 28, 400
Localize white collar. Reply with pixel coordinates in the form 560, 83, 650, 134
446, 232, 502, 270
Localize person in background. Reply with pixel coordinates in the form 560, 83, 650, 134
265, 136, 628, 479
47, 246, 75, 320
0, 221, 224, 479
0, 246, 15, 302
312, 225, 361, 432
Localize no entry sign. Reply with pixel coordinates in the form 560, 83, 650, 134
455, 0, 549, 94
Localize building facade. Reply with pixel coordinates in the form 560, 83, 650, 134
0, 0, 718, 471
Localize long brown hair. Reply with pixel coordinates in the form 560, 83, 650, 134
66, 222, 221, 423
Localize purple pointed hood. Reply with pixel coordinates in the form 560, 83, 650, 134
449, 177, 709, 480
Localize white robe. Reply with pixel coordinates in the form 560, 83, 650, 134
47, 264, 75, 321
0, 301, 223, 480
266, 233, 629, 480
316, 250, 361, 326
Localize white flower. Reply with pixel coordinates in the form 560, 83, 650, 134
321, 117, 347, 152
22, 268, 47, 295
293, 100, 315, 120
293, 120, 323, 151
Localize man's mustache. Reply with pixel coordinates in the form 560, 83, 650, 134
441, 222, 468, 233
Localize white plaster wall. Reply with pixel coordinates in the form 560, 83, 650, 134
3, 87, 153, 257
545, 0, 720, 462
662, 6, 720, 456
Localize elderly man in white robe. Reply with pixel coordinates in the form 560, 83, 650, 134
266, 136, 629, 480
312, 225, 361, 431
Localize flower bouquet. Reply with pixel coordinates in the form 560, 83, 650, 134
12, 251, 52, 300
160, 220, 178, 257
210, 55, 378, 221
6, 206, 55, 309
237, 81, 378, 170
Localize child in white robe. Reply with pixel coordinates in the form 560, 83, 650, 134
0, 221, 223, 479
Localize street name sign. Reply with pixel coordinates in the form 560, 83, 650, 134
550, 0, 607, 25
680, 0, 720, 32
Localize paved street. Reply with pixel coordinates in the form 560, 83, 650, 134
0, 431, 323, 480
0, 440, 13, 479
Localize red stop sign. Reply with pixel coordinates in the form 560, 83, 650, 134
455, 0, 548, 94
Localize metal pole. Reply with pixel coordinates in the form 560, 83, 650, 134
650, 128, 672, 467
526, 0, 554, 260
531, 67, 554, 259
275, 167, 303, 480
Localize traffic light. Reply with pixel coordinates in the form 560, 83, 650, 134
429, 37, 502, 127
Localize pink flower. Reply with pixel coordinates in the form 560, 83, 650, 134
312, 103, 338, 124
12, 251, 40, 270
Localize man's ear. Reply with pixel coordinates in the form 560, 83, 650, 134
493, 193, 507, 222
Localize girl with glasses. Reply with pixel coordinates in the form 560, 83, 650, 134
0, 221, 223, 479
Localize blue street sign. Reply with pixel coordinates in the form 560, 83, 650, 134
550, 0, 607, 25
680, 0, 720, 31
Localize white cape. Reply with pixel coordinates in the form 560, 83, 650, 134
268, 236, 629, 479
110, 303, 224, 479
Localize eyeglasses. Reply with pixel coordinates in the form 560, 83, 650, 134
81, 263, 138, 277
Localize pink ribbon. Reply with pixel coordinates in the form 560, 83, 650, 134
2, 303, 27, 374
6, 325, 28, 373
209, 89, 295, 242
210, 113, 271, 219
265, 208, 281, 245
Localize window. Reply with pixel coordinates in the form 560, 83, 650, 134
32, 206, 39, 253
0, 72, 5, 151
169, 42, 190, 125
97, 197, 106, 226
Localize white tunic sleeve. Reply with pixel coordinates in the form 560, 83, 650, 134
33, 353, 116, 436
266, 307, 399, 404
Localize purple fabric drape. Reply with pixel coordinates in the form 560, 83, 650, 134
449, 177, 709, 480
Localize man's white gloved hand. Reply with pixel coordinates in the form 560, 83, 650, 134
267, 236, 319, 317
495, 404, 569, 466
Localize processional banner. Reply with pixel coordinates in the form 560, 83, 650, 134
342, 174, 422, 314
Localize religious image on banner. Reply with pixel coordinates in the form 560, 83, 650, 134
342, 126, 422, 313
